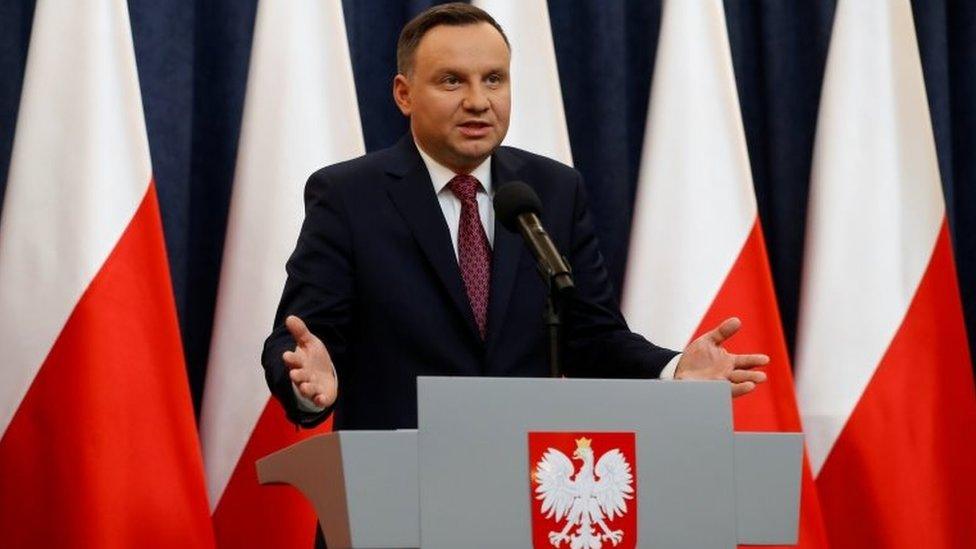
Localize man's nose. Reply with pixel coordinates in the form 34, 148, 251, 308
462, 84, 490, 112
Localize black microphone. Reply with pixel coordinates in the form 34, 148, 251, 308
494, 181, 574, 296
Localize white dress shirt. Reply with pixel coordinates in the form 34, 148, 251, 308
294, 142, 677, 412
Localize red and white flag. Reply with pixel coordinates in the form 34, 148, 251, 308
0, 1, 215, 547
622, 1, 828, 547
795, 1, 976, 546
474, 0, 573, 165
198, 1, 364, 547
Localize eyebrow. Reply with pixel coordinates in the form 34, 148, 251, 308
433, 66, 508, 77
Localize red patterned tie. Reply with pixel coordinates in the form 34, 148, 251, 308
448, 174, 491, 339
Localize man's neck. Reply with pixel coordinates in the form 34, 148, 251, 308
414, 137, 493, 197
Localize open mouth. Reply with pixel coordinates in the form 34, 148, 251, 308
458, 120, 492, 137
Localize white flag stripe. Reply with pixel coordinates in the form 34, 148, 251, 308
622, 0, 756, 348
794, 0, 945, 475
0, 0, 151, 436
475, 0, 573, 165
199, 0, 365, 508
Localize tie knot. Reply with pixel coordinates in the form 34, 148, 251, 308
447, 174, 481, 202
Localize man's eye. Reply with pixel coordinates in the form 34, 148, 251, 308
442, 76, 460, 86
486, 74, 502, 85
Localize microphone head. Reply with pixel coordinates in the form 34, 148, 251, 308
494, 181, 542, 233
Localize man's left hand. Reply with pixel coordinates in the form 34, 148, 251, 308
675, 317, 769, 397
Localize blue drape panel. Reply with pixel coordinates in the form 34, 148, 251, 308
548, 0, 662, 300
0, 0, 34, 215
0, 0, 973, 410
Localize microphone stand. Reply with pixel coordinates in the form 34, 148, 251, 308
545, 277, 562, 378
539, 265, 573, 379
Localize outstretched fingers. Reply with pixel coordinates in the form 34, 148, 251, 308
728, 369, 767, 384
732, 353, 770, 369
705, 317, 742, 345
285, 315, 313, 346
728, 359, 767, 398
282, 349, 304, 369
731, 382, 757, 398
288, 363, 309, 384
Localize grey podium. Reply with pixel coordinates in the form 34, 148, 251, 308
256, 376, 802, 548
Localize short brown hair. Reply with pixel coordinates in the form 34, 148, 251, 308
396, 3, 510, 75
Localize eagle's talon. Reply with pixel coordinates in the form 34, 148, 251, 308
548, 532, 569, 546
602, 529, 624, 545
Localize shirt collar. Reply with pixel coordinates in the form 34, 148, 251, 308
415, 140, 493, 196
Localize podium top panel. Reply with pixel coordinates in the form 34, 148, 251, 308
416, 376, 738, 549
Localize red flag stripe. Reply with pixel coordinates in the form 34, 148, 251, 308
815, 221, 976, 548
0, 183, 215, 548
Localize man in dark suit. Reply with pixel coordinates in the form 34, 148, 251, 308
263, 3, 768, 429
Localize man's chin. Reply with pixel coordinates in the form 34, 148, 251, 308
451, 140, 500, 164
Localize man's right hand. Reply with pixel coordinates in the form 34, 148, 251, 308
283, 315, 338, 409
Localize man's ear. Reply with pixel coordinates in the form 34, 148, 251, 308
392, 74, 412, 116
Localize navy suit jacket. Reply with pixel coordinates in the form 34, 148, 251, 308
262, 135, 677, 429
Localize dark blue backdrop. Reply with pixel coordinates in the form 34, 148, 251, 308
1, 1, 974, 412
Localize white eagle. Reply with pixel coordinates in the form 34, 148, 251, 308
534, 437, 634, 548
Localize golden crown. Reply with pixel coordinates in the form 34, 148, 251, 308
575, 437, 592, 449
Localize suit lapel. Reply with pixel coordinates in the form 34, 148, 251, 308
486, 148, 527, 351
384, 136, 481, 341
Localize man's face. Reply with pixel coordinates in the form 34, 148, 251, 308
394, 22, 511, 173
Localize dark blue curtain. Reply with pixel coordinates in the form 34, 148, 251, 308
1, 0, 974, 412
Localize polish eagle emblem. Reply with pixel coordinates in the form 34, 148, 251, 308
533, 437, 635, 548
